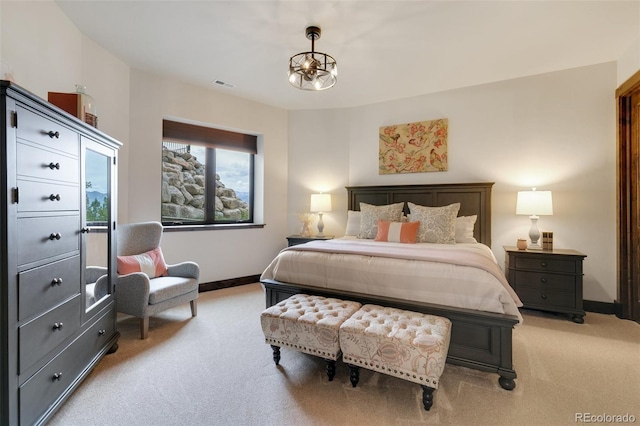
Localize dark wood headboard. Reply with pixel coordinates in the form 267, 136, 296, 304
346, 182, 494, 246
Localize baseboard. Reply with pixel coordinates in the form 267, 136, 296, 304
199, 275, 261, 292
583, 300, 616, 315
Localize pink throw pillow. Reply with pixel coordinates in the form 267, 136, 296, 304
117, 247, 168, 278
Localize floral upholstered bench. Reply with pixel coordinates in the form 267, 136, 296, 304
260, 294, 361, 381
339, 304, 452, 411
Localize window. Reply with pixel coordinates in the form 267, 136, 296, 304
161, 120, 256, 226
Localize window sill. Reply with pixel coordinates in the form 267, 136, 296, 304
162, 223, 266, 232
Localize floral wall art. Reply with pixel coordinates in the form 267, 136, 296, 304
379, 118, 448, 174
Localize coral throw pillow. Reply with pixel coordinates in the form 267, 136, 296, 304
375, 220, 419, 243
117, 247, 168, 278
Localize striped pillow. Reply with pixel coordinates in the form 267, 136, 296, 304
374, 220, 420, 243
117, 247, 168, 278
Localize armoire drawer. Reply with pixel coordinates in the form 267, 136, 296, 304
16, 105, 79, 156
18, 255, 80, 322
17, 142, 79, 184
19, 295, 81, 374
17, 215, 80, 266
17, 179, 79, 213
19, 308, 114, 426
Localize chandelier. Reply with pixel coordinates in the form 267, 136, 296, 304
288, 26, 338, 91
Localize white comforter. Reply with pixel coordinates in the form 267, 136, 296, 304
261, 237, 523, 323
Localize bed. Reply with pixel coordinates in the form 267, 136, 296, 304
261, 182, 521, 390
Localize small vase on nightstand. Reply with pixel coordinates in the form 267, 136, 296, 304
516, 238, 528, 250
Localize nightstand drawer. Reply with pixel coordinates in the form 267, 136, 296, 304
514, 270, 576, 290
514, 257, 576, 273
516, 286, 576, 310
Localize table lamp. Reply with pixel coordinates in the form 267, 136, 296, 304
516, 188, 553, 250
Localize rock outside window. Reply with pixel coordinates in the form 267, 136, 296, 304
161, 119, 257, 226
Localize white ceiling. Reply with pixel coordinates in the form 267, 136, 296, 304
56, 0, 639, 111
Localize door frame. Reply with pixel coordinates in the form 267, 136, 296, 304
616, 69, 640, 322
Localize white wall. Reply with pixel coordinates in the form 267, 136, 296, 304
1, 2, 289, 283
617, 36, 640, 86
0, 0, 130, 222
129, 69, 289, 282
289, 62, 617, 303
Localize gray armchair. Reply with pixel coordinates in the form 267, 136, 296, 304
114, 221, 199, 339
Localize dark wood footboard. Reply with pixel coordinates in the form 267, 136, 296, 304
262, 278, 519, 390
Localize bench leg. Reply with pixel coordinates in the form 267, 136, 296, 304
347, 365, 360, 387
421, 386, 435, 411
325, 359, 336, 381
270, 345, 281, 365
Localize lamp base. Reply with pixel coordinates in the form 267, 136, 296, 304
316, 212, 325, 237
528, 215, 542, 250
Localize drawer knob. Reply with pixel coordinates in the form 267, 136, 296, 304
540, 277, 548, 284
51, 278, 63, 286
49, 194, 61, 201
48, 162, 61, 170
540, 261, 548, 267
47, 130, 60, 139
541, 294, 547, 300
49, 232, 62, 240
52, 372, 63, 381
98, 329, 106, 336
52, 322, 64, 330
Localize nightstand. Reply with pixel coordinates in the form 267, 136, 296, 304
287, 235, 334, 247
504, 246, 587, 323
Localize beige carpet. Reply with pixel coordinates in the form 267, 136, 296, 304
49, 283, 640, 426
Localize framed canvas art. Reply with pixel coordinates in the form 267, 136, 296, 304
379, 118, 448, 174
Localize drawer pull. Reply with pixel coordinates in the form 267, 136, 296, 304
49, 232, 62, 240
540, 261, 548, 267
49, 194, 61, 201
52, 322, 64, 330
98, 329, 106, 336
52, 372, 63, 381
47, 130, 60, 139
540, 277, 548, 284
48, 162, 61, 170
541, 294, 547, 300
51, 278, 63, 286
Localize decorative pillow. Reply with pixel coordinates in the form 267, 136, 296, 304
375, 220, 420, 243
408, 202, 461, 244
117, 247, 168, 278
455, 215, 478, 243
345, 210, 361, 236
357, 202, 404, 239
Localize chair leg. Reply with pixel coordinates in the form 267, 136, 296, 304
140, 317, 149, 339
190, 299, 197, 317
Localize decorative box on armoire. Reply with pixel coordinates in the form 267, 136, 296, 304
1, 80, 121, 425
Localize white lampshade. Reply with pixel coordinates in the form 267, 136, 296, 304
310, 193, 332, 213
516, 190, 553, 216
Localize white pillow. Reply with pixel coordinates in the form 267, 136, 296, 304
455, 215, 478, 243
408, 202, 460, 244
357, 202, 404, 239
345, 210, 361, 236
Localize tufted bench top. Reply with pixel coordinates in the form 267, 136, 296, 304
264, 294, 361, 327
343, 304, 451, 351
